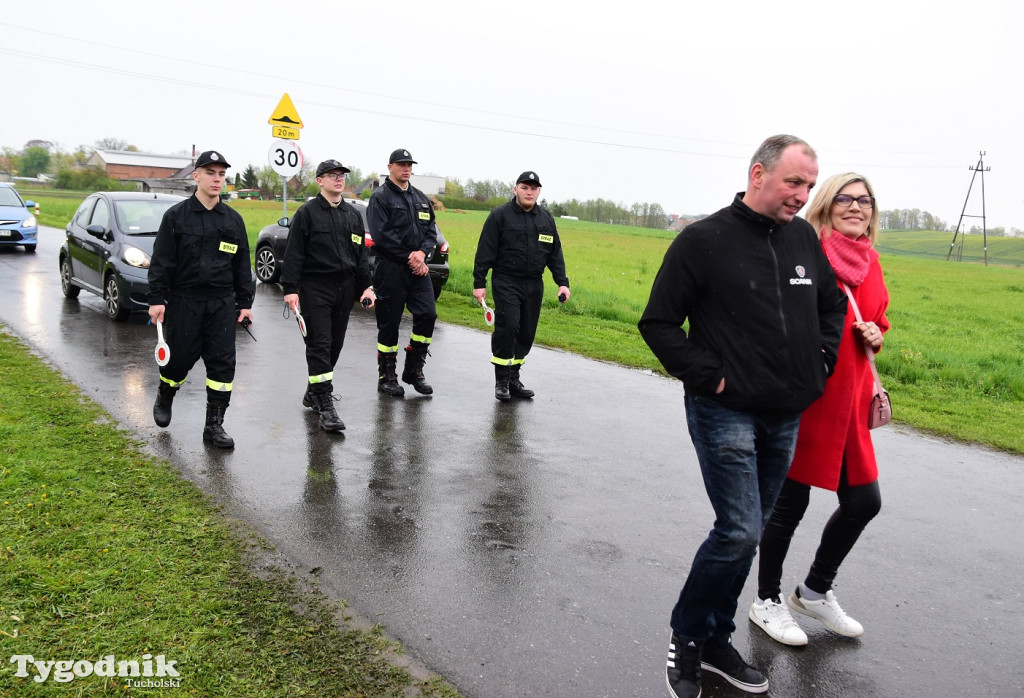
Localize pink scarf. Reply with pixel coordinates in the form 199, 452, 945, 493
820, 230, 878, 287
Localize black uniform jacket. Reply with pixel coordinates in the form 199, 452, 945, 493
639, 194, 847, 415
148, 194, 255, 308
366, 178, 437, 264
281, 194, 372, 295
473, 199, 570, 288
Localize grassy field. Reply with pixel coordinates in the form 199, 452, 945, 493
25, 191, 1024, 453
0, 329, 458, 696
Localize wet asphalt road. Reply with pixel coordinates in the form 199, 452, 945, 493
2, 229, 1023, 697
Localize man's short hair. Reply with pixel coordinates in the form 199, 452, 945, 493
749, 135, 816, 173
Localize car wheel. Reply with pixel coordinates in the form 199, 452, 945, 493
104, 274, 130, 322
60, 256, 81, 299
255, 245, 280, 283
24, 244, 36, 253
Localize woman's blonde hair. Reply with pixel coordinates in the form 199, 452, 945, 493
806, 172, 880, 244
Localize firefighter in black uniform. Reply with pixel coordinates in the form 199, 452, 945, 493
281, 159, 375, 432
367, 148, 438, 397
473, 171, 570, 401
148, 150, 255, 448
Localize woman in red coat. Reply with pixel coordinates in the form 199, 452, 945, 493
749, 172, 890, 646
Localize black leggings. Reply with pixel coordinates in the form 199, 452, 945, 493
757, 464, 881, 600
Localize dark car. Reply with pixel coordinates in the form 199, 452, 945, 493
253, 197, 450, 299
59, 192, 185, 321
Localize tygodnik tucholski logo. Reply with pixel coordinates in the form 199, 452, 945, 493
10, 653, 181, 687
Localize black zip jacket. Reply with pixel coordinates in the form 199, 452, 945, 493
281, 194, 372, 295
638, 194, 847, 414
473, 199, 570, 287
148, 195, 254, 307
366, 178, 437, 264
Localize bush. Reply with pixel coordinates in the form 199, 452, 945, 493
437, 194, 506, 211
55, 167, 132, 191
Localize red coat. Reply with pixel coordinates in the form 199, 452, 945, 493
787, 258, 890, 490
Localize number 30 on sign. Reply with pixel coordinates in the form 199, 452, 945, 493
268, 140, 303, 178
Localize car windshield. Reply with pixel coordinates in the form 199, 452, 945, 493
0, 187, 25, 207
114, 200, 177, 235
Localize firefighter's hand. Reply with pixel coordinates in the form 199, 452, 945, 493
283, 294, 300, 314
148, 305, 165, 324
409, 250, 428, 276
237, 308, 254, 324
359, 288, 375, 309
473, 288, 487, 306
557, 286, 571, 303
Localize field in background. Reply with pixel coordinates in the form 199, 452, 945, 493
22, 191, 1024, 453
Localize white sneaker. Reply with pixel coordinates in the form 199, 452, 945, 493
749, 596, 808, 646
789, 587, 864, 637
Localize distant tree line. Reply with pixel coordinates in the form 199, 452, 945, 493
879, 208, 950, 232
440, 177, 670, 228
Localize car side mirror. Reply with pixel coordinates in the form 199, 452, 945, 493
86, 224, 106, 238
278, 217, 290, 227
24, 200, 35, 207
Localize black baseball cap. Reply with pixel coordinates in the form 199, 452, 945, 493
389, 148, 417, 164
516, 171, 542, 187
316, 159, 350, 177
195, 150, 230, 168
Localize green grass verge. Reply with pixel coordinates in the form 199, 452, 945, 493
0, 328, 460, 697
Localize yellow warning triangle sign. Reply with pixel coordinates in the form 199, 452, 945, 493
268, 93, 304, 128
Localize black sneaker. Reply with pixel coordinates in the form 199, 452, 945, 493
666, 633, 702, 698
700, 635, 768, 694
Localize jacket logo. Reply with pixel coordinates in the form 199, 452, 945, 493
789, 263, 812, 285
351, 234, 362, 245
538, 234, 554, 243
417, 212, 430, 221
218, 241, 238, 254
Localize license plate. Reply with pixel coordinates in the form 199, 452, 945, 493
0, 230, 12, 237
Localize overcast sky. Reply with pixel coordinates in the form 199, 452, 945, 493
4, 0, 1022, 231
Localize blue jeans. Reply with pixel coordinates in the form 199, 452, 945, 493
670, 395, 802, 639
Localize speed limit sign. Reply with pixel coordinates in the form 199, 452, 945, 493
268, 140, 303, 177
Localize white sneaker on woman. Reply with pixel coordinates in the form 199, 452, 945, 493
789, 587, 864, 637
749, 596, 808, 646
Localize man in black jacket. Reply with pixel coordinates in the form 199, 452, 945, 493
367, 149, 438, 397
282, 159, 375, 432
148, 150, 255, 449
473, 171, 570, 400
639, 135, 847, 698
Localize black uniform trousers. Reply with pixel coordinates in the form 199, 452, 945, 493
300, 277, 355, 393
491, 273, 544, 363
159, 294, 237, 405
373, 256, 436, 350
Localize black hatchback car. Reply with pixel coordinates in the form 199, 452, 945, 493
59, 192, 185, 320
253, 197, 450, 299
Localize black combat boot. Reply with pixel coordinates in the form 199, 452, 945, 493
494, 364, 511, 402
402, 342, 433, 395
153, 383, 177, 428
302, 386, 316, 409
202, 402, 235, 449
377, 352, 405, 397
508, 364, 535, 398
311, 391, 345, 432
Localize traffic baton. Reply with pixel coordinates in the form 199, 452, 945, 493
154, 320, 170, 366
283, 302, 307, 337
480, 298, 495, 326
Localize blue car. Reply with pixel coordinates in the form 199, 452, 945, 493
0, 183, 38, 252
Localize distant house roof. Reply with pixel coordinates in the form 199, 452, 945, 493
88, 149, 193, 170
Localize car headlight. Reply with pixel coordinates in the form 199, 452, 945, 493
22, 215, 36, 228
122, 245, 151, 268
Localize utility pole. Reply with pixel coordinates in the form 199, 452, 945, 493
946, 152, 990, 265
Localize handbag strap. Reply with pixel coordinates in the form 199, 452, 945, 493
840, 282, 885, 394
